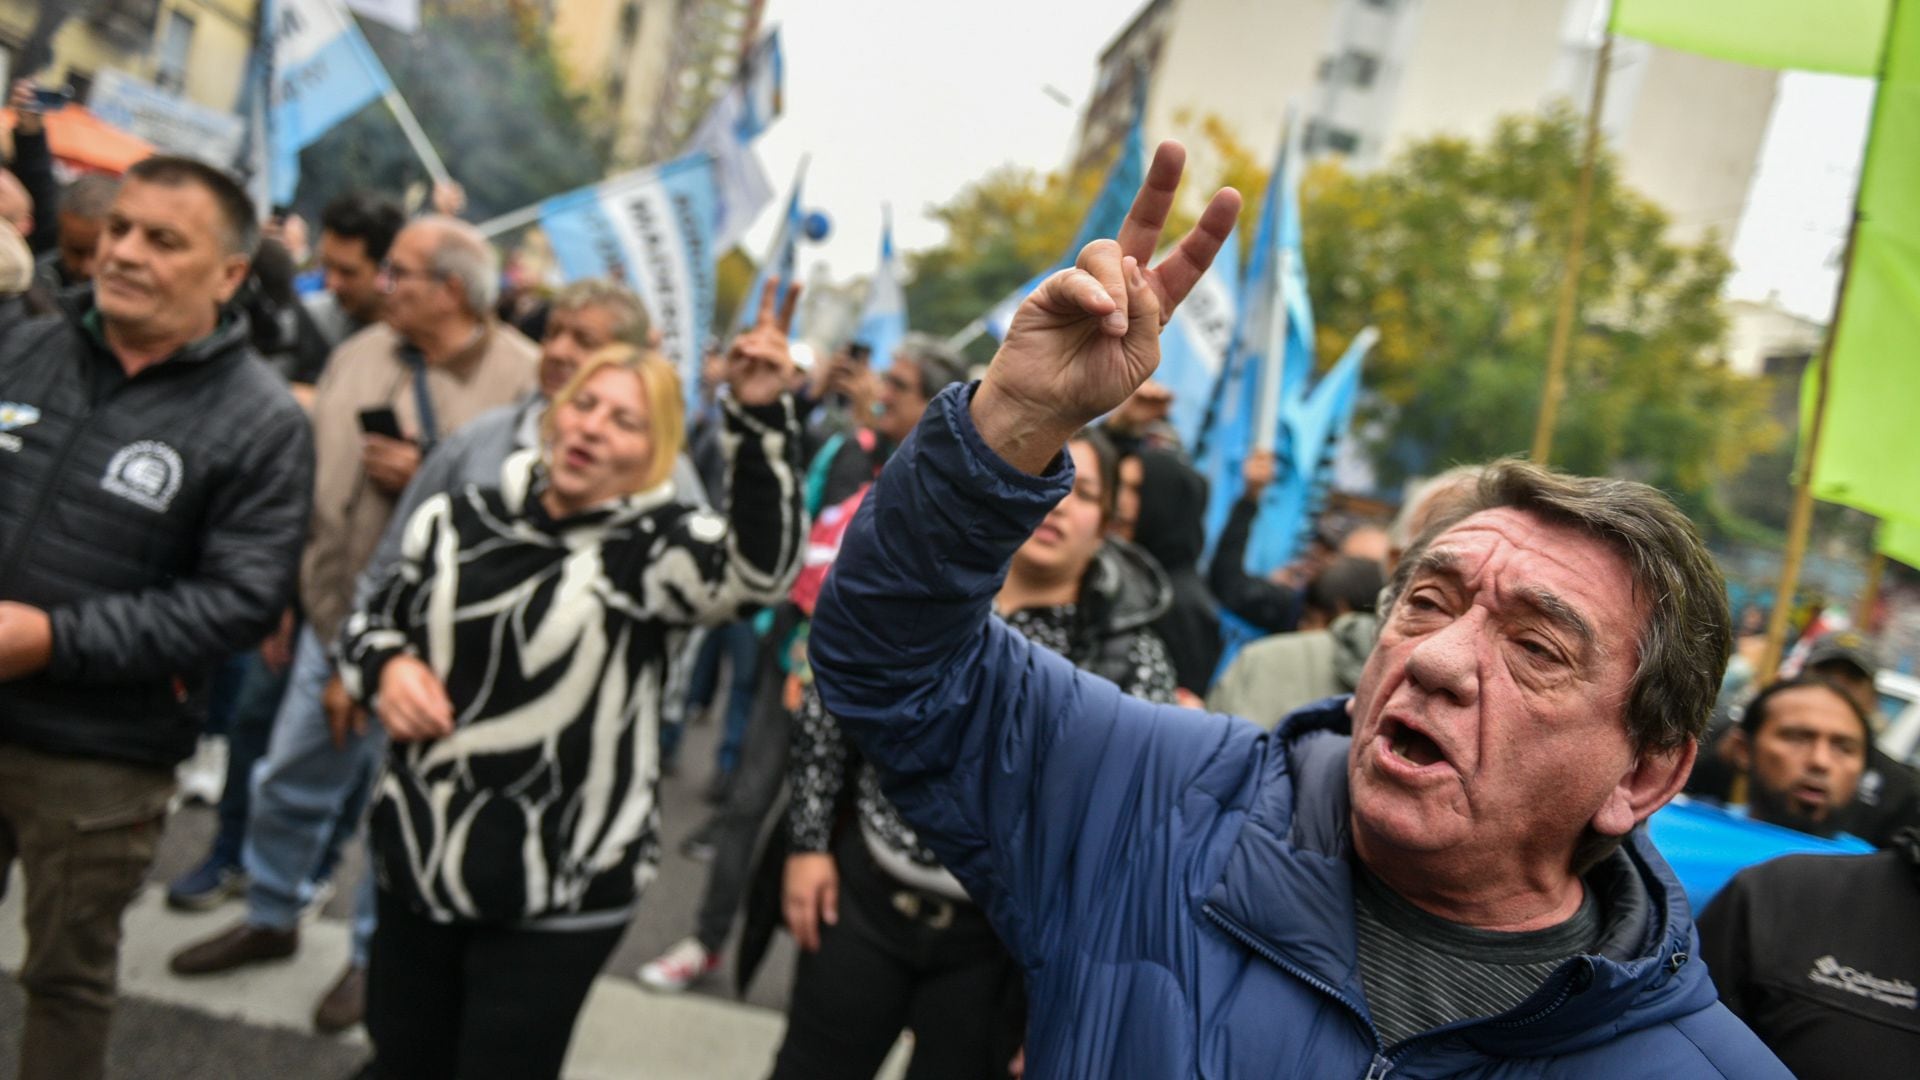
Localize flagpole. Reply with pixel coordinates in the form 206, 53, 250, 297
382, 86, 453, 190
1757, 0, 1900, 680
1531, 29, 1613, 464
1856, 548, 1886, 628
475, 202, 545, 239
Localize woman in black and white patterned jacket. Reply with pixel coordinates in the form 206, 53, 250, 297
337, 282, 806, 1080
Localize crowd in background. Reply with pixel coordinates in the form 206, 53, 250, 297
0, 87, 1915, 1080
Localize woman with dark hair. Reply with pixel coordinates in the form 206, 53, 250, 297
775, 427, 1176, 1080
337, 284, 806, 1080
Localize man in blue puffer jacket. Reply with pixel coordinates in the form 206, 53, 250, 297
809, 141, 1788, 1079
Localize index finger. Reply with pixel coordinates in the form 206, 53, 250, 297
1116, 141, 1187, 264
776, 280, 803, 335
756, 274, 781, 327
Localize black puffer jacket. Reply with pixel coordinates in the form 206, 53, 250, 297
1068, 537, 1173, 685
0, 295, 314, 766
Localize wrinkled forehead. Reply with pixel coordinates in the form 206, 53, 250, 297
1414, 507, 1644, 636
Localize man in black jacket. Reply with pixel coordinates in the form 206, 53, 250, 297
1698, 826, 1920, 1079
0, 156, 314, 1080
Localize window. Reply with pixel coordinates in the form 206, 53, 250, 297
1308, 122, 1361, 155
1343, 50, 1380, 89
153, 10, 194, 93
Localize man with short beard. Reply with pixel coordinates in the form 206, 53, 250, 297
1724, 676, 1872, 837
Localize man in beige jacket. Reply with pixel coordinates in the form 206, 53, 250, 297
170, 215, 537, 975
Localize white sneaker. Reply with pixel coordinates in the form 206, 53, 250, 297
300, 877, 337, 921
638, 937, 720, 993
176, 735, 229, 806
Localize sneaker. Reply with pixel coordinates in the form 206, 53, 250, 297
637, 937, 720, 992
166, 854, 248, 912
301, 877, 337, 921
679, 825, 716, 863
176, 735, 228, 806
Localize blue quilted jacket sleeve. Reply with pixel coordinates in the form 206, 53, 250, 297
810, 384, 1248, 967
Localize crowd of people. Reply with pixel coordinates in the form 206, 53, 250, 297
0, 91, 1914, 1080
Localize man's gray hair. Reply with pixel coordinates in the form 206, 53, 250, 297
550, 279, 650, 347
1389, 464, 1488, 551
1384, 458, 1732, 755
896, 333, 969, 397
419, 215, 499, 318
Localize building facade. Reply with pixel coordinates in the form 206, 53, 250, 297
1073, 0, 1777, 245
0, 0, 256, 114
547, 0, 764, 168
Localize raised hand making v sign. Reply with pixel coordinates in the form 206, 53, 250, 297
727, 274, 803, 408
972, 140, 1241, 474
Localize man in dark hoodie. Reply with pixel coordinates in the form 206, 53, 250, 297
1125, 447, 1221, 698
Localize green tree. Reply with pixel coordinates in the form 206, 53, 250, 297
289, 2, 611, 222
1300, 107, 1779, 523
902, 163, 1106, 362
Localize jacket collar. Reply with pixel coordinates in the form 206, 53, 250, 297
1205, 698, 1718, 1060
64, 289, 252, 371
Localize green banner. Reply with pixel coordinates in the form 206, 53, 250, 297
1883, 518, 1920, 569
1813, 0, 1920, 525
1611, 0, 1891, 76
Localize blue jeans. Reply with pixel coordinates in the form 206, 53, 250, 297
242, 626, 386, 931
684, 619, 759, 775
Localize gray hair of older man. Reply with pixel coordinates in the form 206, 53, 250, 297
895, 332, 969, 398
1388, 464, 1488, 554
1383, 458, 1732, 757
549, 278, 651, 347
417, 215, 500, 318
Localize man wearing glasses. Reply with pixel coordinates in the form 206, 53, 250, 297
171, 215, 537, 977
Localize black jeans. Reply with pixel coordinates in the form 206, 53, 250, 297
365, 889, 623, 1080
771, 832, 1022, 1080
695, 631, 794, 952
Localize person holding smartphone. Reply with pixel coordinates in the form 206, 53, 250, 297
171, 215, 538, 980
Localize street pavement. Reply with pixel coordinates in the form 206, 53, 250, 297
0, 699, 912, 1079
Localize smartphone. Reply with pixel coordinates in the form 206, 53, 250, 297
357, 407, 405, 440
22, 86, 71, 114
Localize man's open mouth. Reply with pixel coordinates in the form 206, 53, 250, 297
1385, 719, 1446, 768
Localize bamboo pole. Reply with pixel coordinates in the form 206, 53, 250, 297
1532, 32, 1613, 464
1755, 0, 1901, 680
1857, 549, 1886, 630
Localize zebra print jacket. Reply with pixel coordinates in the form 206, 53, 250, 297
338, 395, 803, 928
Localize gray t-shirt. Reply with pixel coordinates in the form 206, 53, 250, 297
1354, 866, 1599, 1049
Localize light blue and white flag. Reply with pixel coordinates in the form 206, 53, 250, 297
1248, 327, 1374, 572
855, 206, 907, 371
344, 0, 419, 33
1156, 225, 1240, 449
263, 0, 394, 204
981, 113, 1146, 341
1199, 108, 1313, 561
687, 27, 783, 251
736, 164, 805, 332
541, 155, 720, 416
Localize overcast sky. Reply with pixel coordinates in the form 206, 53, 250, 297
746, 2, 1872, 325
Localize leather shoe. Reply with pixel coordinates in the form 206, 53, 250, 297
170, 921, 298, 976
314, 963, 367, 1034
